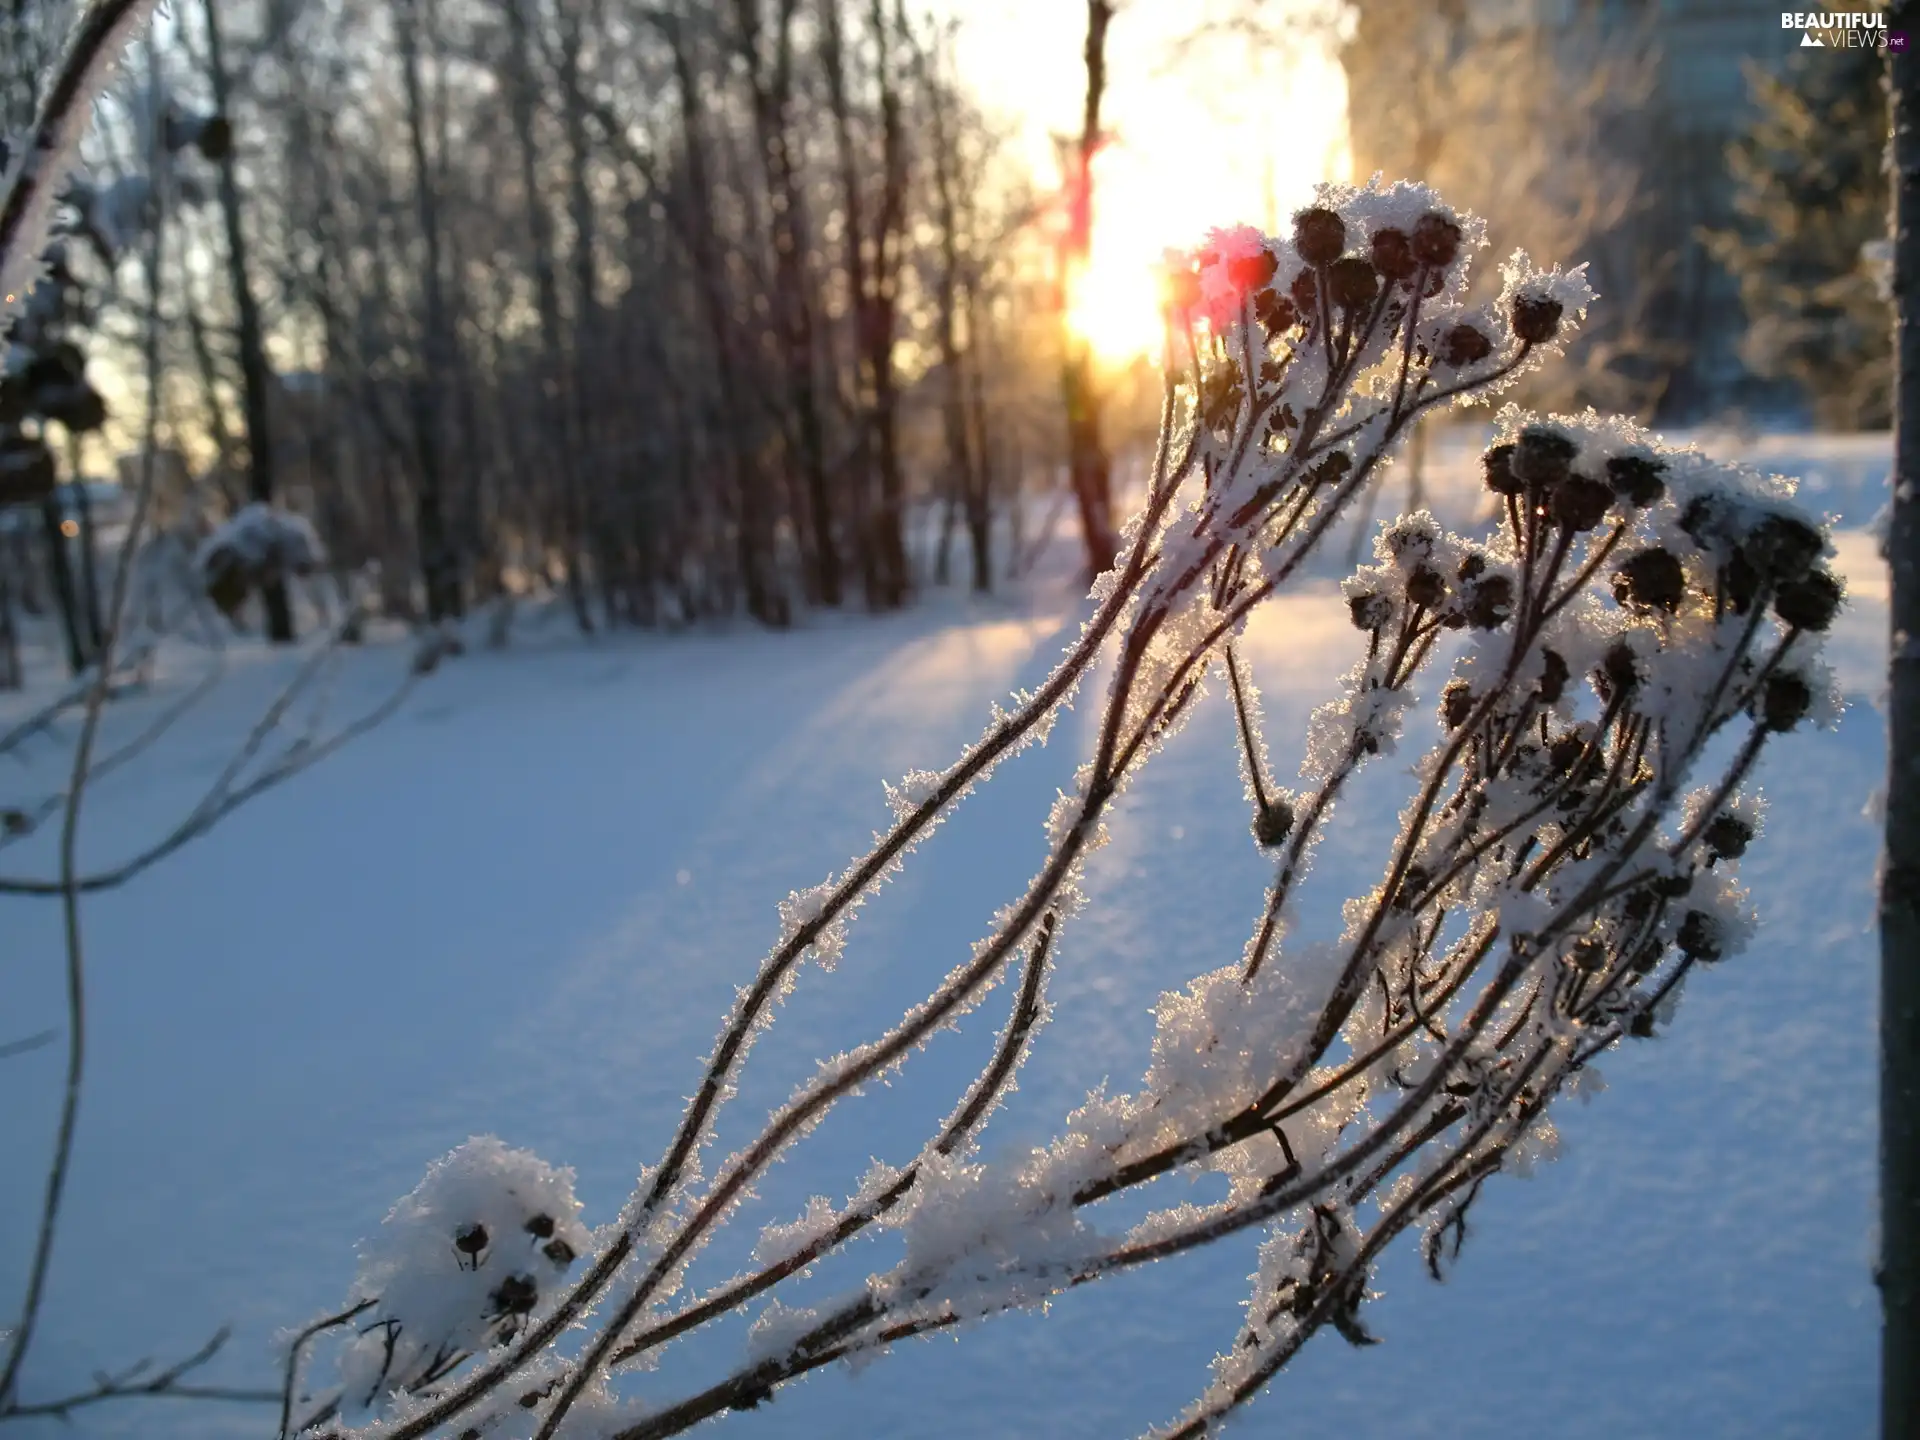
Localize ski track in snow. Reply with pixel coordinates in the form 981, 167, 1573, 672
0, 434, 1884, 1438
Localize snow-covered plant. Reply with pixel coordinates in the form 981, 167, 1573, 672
195, 502, 325, 619
287, 179, 1841, 1439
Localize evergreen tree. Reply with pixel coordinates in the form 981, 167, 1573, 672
1709, 48, 1889, 430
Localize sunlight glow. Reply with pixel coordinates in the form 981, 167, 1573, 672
999, 15, 1353, 368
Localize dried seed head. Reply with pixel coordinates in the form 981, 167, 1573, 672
1760, 672, 1813, 732
1722, 548, 1762, 615
1292, 206, 1347, 267
1349, 592, 1392, 631
490, 1274, 539, 1317
1677, 910, 1723, 962
1458, 552, 1487, 581
541, 1237, 576, 1267
525, 1213, 556, 1239
1511, 291, 1564, 343
1568, 938, 1606, 973
1290, 268, 1318, 311
1464, 574, 1515, 630
1538, 649, 1570, 703
1255, 288, 1298, 333
1254, 797, 1296, 849
1599, 640, 1640, 700
1405, 565, 1446, 608
1438, 323, 1493, 367
1383, 514, 1439, 562
1703, 813, 1754, 860
1483, 443, 1524, 496
1442, 681, 1475, 729
1773, 569, 1842, 632
1746, 513, 1825, 584
1512, 427, 1578, 488
1228, 248, 1279, 293
1551, 474, 1615, 532
1411, 212, 1462, 268
1613, 548, 1687, 613
1370, 227, 1416, 281
1328, 256, 1380, 312
455, 1223, 489, 1258
1605, 454, 1666, 508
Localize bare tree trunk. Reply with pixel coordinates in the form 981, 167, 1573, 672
740, 0, 841, 607
662, 5, 785, 627
916, 23, 979, 594
393, 0, 464, 623
202, 0, 296, 641
503, 0, 593, 633
1884, 17, 1920, 1435
1060, 0, 1117, 580
863, 0, 910, 608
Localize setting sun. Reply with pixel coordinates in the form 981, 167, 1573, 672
956, 5, 1351, 367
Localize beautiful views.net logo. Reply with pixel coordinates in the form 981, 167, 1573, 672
1781, 11, 1897, 47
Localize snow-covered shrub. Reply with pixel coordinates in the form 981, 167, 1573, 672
194, 502, 323, 619
287, 179, 1841, 1440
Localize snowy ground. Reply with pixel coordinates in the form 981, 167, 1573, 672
0, 429, 1886, 1438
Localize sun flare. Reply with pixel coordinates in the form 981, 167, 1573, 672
1052, 42, 1351, 368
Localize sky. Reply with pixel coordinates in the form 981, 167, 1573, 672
950, 0, 1352, 363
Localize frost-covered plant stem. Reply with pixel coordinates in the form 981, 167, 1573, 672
0, 92, 166, 1407
0, 0, 158, 333
315, 184, 1841, 1440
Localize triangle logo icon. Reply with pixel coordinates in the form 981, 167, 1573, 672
1801, 30, 1825, 45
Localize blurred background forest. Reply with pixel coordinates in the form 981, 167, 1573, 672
0, 0, 1886, 670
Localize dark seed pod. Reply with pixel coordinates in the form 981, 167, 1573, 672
1721, 548, 1761, 615
1773, 569, 1842, 632
1551, 474, 1614, 532
1228, 248, 1279, 293
1383, 514, 1438, 562
1292, 206, 1346, 267
1599, 641, 1639, 700
1652, 870, 1693, 899
1512, 428, 1578, 489
1746, 513, 1825, 583
541, 1237, 577, 1266
1679, 492, 1736, 554
1290, 268, 1318, 312
1605, 454, 1666, 508
1327, 256, 1379, 312
1613, 548, 1686, 613
455, 1223, 489, 1260
1484, 442, 1523, 496
1255, 288, 1298, 333
490, 1274, 539, 1317
1411, 212, 1462, 268
1760, 672, 1813, 732
1370, 227, 1416, 281
1549, 731, 1589, 775
1442, 681, 1475, 729
1254, 797, 1296, 849
525, 1213, 556, 1239
1438, 323, 1493, 367
1457, 552, 1487, 581
1538, 649, 1570, 703
1349, 592, 1392, 630
1464, 574, 1514, 630
1677, 910, 1723, 962
1703, 813, 1754, 861
1405, 565, 1446, 609
1629, 1010, 1658, 1038
1511, 292, 1564, 343
1568, 938, 1606, 973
